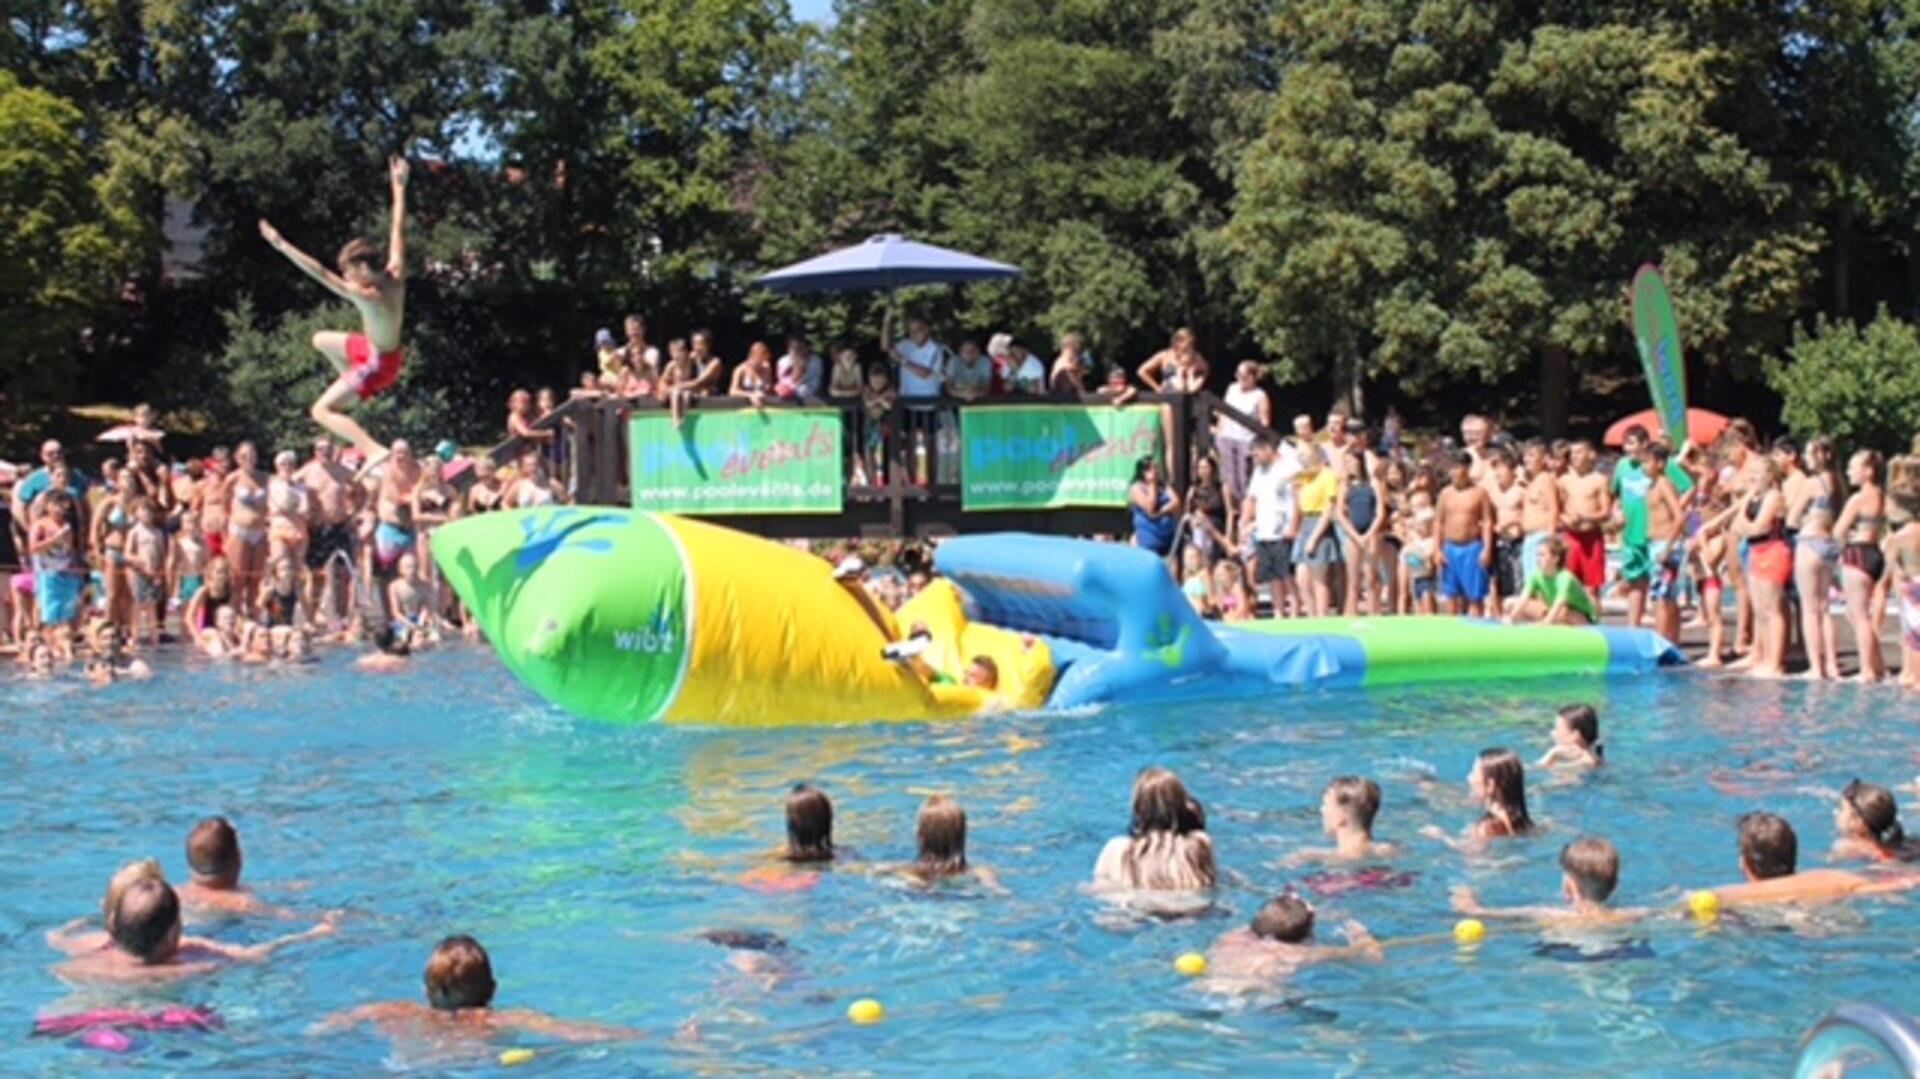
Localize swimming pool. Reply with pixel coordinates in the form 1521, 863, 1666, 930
4, 649, 1914, 1075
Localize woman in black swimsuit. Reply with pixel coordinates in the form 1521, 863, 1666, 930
1835, 449, 1889, 682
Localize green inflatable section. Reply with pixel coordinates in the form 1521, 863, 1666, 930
1236, 616, 1611, 687
433, 507, 692, 723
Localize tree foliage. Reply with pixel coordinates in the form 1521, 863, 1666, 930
10, 0, 1920, 451
1771, 308, 1920, 456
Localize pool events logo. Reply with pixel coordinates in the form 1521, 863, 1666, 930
965, 416, 1159, 474
632, 422, 836, 480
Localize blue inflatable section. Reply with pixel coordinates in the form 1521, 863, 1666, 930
933, 534, 1684, 706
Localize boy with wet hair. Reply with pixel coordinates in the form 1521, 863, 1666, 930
315, 935, 640, 1048
1203, 894, 1382, 991
1701, 812, 1920, 907
1286, 775, 1401, 864
1452, 837, 1648, 924
54, 877, 333, 983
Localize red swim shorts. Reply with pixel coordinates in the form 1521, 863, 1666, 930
345, 334, 406, 400
1563, 529, 1606, 592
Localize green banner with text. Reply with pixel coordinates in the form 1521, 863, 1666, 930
961, 405, 1165, 510
630, 408, 843, 514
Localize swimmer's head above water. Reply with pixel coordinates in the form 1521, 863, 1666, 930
1249, 894, 1314, 944
424, 935, 497, 1010
187, 816, 242, 889
1838, 780, 1905, 849
1470, 749, 1533, 835
1738, 812, 1798, 880
103, 858, 165, 933
1553, 705, 1603, 761
1559, 837, 1620, 905
915, 795, 968, 878
1322, 776, 1382, 838
784, 784, 834, 863
112, 878, 184, 965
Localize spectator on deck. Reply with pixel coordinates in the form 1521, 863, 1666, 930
947, 339, 998, 401
777, 334, 824, 399
1050, 335, 1088, 396
1139, 328, 1209, 394
730, 341, 776, 408
1004, 339, 1046, 396
622, 314, 660, 376
892, 317, 946, 399
1216, 361, 1272, 503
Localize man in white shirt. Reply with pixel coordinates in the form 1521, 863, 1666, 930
892, 318, 946, 399
777, 334, 824, 398
1240, 434, 1302, 617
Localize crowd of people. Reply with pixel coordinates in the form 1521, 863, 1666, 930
1140, 408, 1920, 684
0, 407, 571, 677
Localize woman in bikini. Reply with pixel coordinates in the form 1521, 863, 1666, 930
1138, 328, 1210, 395
411, 456, 457, 566
266, 450, 311, 573
222, 442, 270, 620
1834, 450, 1888, 682
1788, 436, 1844, 680
89, 484, 135, 634
508, 452, 564, 508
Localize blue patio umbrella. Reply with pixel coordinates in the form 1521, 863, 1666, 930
754, 234, 1021, 345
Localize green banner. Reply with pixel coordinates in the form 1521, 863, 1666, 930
961, 405, 1165, 510
630, 409, 842, 514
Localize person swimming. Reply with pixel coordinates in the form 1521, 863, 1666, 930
53, 877, 333, 984
896, 794, 1005, 893
1202, 894, 1382, 993
1091, 766, 1216, 894
1698, 812, 1920, 908
1452, 837, 1650, 925
1285, 775, 1401, 865
1423, 748, 1536, 850
1831, 780, 1916, 863
1538, 704, 1603, 769
313, 935, 640, 1052
782, 783, 835, 863
356, 611, 412, 672
176, 816, 289, 917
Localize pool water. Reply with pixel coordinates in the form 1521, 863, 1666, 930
4, 649, 1917, 1075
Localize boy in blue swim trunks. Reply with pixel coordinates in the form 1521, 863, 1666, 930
1640, 444, 1687, 644
1435, 452, 1493, 616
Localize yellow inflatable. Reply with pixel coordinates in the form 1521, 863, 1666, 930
896, 579, 1054, 711
430, 508, 1052, 726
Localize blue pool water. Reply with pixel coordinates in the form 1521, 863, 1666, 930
3, 648, 1917, 1075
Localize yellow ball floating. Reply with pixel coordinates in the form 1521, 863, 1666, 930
499, 1048, 536, 1066
1453, 918, 1487, 945
847, 998, 886, 1025
1688, 889, 1721, 921
1174, 952, 1209, 977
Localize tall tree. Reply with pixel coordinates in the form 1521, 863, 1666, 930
1227, 1, 1836, 427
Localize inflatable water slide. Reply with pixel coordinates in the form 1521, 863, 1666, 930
431, 508, 1683, 726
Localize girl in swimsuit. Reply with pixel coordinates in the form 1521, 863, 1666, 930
1831, 780, 1917, 863
222, 442, 270, 620
1139, 328, 1209, 394
510, 454, 562, 508
1835, 450, 1889, 682
185, 554, 235, 636
1210, 558, 1254, 622
258, 556, 301, 629
171, 510, 208, 608
1788, 436, 1843, 680
1690, 478, 1733, 667
728, 341, 775, 409
1422, 748, 1537, 851
1735, 459, 1791, 678
266, 450, 311, 570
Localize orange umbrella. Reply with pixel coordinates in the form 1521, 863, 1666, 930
1603, 406, 1729, 448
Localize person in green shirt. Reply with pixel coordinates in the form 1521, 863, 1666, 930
1509, 535, 1599, 626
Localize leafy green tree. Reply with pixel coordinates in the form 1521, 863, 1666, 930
1770, 307, 1920, 455
1226, 2, 1850, 427
0, 73, 134, 403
